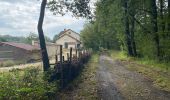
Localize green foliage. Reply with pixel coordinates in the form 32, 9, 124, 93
0, 68, 58, 99
26, 32, 52, 44
47, 0, 92, 19
80, 0, 170, 62
25, 32, 39, 44
0, 37, 7, 42
53, 34, 58, 42
0, 33, 52, 44
0, 35, 27, 43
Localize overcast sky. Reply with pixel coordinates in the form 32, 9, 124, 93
0, 0, 87, 39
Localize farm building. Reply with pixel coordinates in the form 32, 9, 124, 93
32, 41, 60, 58
0, 41, 60, 63
55, 29, 82, 49
0, 42, 40, 63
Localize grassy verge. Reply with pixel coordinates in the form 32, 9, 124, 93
0, 60, 24, 67
110, 50, 170, 92
58, 54, 99, 100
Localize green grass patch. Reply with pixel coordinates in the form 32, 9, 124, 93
58, 54, 99, 100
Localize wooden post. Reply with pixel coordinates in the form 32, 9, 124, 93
79, 51, 82, 59
60, 45, 64, 88
70, 48, 72, 63
67, 53, 69, 61
60, 45, 63, 63
76, 49, 78, 59
55, 55, 58, 63
63, 56, 65, 62
68, 47, 72, 81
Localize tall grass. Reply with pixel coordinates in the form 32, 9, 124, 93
110, 50, 170, 71
0, 60, 24, 67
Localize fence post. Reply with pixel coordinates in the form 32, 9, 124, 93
67, 53, 69, 61
68, 47, 72, 81
79, 51, 82, 59
55, 55, 58, 64
70, 48, 72, 63
60, 45, 63, 63
60, 45, 64, 89
63, 56, 65, 62
76, 49, 78, 60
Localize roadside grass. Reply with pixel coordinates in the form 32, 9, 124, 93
0, 67, 58, 99
0, 60, 24, 67
110, 50, 170, 92
58, 54, 99, 100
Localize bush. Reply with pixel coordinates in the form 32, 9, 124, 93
0, 68, 58, 99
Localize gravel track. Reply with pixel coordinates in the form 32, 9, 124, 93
97, 55, 170, 100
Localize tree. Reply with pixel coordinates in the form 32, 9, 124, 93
168, 0, 170, 31
38, 0, 50, 71
159, 0, 165, 32
123, 0, 134, 56
79, 0, 170, 61
53, 34, 58, 43
26, 33, 39, 44
0, 37, 7, 42
150, 0, 160, 57
38, 0, 92, 71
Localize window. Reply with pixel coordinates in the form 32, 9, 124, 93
77, 44, 80, 48
64, 42, 68, 48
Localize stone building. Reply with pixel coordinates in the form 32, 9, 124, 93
55, 29, 82, 49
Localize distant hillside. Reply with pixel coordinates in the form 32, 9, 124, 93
0, 35, 27, 43
0, 34, 52, 44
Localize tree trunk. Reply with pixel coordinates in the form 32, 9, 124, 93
168, 0, 170, 31
160, 0, 165, 32
38, 0, 50, 71
150, 0, 160, 58
124, 0, 134, 56
130, 13, 137, 56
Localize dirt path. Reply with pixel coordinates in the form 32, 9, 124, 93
97, 55, 170, 100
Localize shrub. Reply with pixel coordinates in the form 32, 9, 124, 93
0, 68, 58, 99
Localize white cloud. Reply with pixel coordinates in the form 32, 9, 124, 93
0, 0, 86, 39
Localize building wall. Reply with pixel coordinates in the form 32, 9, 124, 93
64, 30, 80, 40
46, 44, 60, 58
0, 44, 40, 62
68, 44, 76, 49
56, 35, 79, 49
33, 41, 60, 58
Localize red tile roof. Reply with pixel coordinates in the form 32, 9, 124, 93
1, 42, 40, 51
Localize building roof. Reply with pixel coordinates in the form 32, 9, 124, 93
57, 29, 81, 42
32, 41, 60, 46
58, 29, 80, 37
58, 33, 81, 43
0, 42, 40, 51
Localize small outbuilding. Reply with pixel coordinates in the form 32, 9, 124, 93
0, 42, 40, 63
